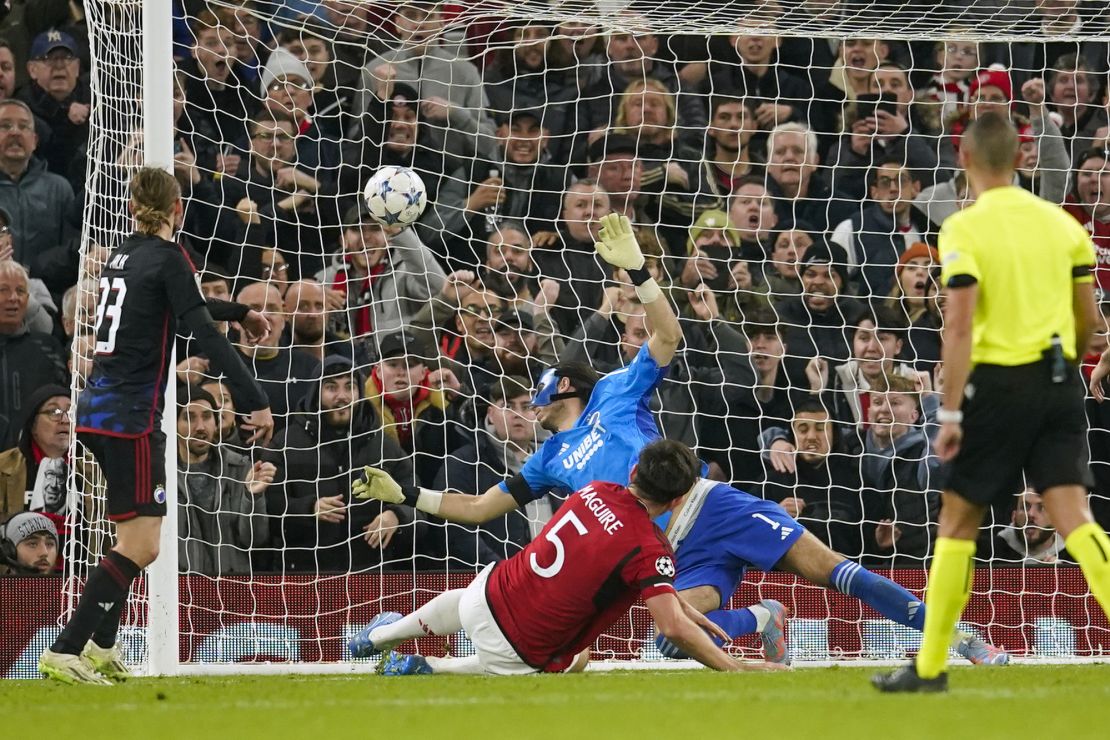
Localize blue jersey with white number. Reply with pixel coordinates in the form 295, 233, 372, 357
500, 344, 668, 502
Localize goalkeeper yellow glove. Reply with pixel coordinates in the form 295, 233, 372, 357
351, 466, 405, 504
594, 213, 645, 271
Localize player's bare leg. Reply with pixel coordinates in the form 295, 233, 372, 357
1041, 485, 1110, 621
350, 589, 465, 658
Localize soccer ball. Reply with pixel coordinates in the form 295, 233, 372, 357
363, 166, 428, 227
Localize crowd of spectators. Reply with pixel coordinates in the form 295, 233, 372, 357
4, 0, 1110, 577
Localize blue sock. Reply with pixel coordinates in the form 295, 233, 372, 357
830, 560, 925, 631
706, 608, 759, 639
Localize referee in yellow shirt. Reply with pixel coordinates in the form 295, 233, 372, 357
873, 112, 1110, 692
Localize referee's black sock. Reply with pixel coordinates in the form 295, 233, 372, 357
51, 551, 141, 655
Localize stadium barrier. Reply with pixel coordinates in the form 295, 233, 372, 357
4, 568, 1107, 679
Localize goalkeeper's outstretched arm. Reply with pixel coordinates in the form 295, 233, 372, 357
593, 213, 681, 366
352, 468, 520, 524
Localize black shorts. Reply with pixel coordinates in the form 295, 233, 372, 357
79, 431, 167, 521
943, 360, 1093, 506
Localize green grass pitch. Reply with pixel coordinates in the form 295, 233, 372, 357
4, 665, 1109, 739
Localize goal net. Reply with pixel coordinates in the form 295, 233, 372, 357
29, 0, 1110, 677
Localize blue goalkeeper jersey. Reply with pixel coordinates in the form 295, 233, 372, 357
499, 343, 668, 504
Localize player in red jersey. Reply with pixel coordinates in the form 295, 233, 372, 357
352, 440, 783, 675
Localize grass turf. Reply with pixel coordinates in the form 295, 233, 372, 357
3, 664, 1109, 739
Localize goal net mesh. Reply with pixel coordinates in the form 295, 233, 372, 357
60, 0, 1110, 672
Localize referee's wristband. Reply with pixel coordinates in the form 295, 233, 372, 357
936, 408, 963, 424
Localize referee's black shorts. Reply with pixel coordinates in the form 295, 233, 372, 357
79, 431, 168, 521
943, 360, 1093, 506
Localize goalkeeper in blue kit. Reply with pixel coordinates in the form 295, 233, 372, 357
351, 214, 1008, 666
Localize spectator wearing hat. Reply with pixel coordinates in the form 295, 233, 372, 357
0, 383, 70, 523
175, 385, 273, 576
885, 242, 942, 371
260, 47, 341, 184
676, 208, 770, 323
0, 511, 59, 575
583, 132, 689, 256
424, 375, 545, 565
0, 99, 76, 269
365, 331, 464, 486
264, 355, 415, 573
19, 29, 90, 183
830, 156, 927, 297
775, 240, 865, 364
315, 203, 446, 338
0, 262, 68, 450
1046, 52, 1107, 163
765, 122, 843, 232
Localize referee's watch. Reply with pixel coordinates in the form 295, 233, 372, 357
936, 408, 963, 424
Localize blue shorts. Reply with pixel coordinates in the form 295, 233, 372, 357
670, 483, 805, 603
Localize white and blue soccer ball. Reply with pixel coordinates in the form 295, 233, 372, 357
363, 165, 428, 227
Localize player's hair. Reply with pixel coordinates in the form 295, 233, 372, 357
551, 361, 601, 401
963, 112, 1018, 174
129, 167, 180, 235
632, 439, 701, 505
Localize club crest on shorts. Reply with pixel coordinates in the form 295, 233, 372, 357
153, 484, 167, 504
655, 556, 675, 578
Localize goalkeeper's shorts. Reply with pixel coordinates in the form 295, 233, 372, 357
943, 360, 1093, 506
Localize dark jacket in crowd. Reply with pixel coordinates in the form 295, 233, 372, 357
263, 359, 414, 573
0, 157, 76, 267
18, 76, 91, 183
177, 447, 267, 576
0, 327, 67, 449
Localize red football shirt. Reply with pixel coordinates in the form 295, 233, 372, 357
1063, 200, 1110, 291
485, 481, 677, 672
